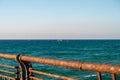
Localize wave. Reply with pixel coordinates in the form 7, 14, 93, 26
84, 74, 97, 78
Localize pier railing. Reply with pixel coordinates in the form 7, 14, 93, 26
0, 53, 120, 80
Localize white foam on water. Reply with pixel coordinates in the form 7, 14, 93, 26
84, 73, 106, 78
84, 74, 97, 78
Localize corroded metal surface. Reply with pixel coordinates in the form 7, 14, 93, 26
97, 72, 102, 80
0, 53, 16, 60
81, 63, 120, 74
21, 55, 120, 74
21, 55, 82, 69
0, 64, 18, 68
0, 53, 120, 74
0, 56, 20, 80
16, 54, 31, 80
112, 74, 116, 80
0, 74, 16, 80
29, 76, 43, 80
0, 67, 20, 80
29, 68, 77, 80
0, 53, 120, 80
0, 70, 16, 74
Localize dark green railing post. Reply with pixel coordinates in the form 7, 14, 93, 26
16, 54, 32, 80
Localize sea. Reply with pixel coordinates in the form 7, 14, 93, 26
0, 40, 120, 80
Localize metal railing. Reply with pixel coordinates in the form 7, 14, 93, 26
0, 64, 19, 80
0, 53, 120, 80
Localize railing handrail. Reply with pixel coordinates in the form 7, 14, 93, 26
0, 53, 120, 74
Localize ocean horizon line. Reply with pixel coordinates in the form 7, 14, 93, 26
0, 38, 120, 40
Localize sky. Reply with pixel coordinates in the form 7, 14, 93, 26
0, 0, 120, 39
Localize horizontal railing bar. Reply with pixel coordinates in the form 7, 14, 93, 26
0, 64, 18, 69
29, 76, 43, 80
21, 55, 82, 69
29, 68, 77, 80
0, 53, 17, 60
21, 55, 120, 74
0, 70, 16, 74
0, 53, 120, 74
0, 74, 16, 80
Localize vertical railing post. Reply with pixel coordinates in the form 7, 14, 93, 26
15, 66, 19, 80
97, 72, 102, 80
4, 77, 7, 80
29, 67, 34, 80
112, 74, 116, 80
16, 54, 32, 80
0, 76, 2, 80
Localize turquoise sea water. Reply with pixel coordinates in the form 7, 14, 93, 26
0, 40, 120, 80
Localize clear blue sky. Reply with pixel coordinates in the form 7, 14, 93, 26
0, 0, 120, 39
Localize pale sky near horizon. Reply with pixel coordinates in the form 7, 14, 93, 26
0, 0, 120, 39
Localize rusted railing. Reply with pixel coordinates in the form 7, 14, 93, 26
0, 53, 120, 80
0, 64, 19, 80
